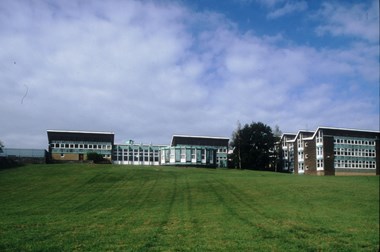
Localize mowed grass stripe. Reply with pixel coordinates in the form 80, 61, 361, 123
0, 164, 378, 251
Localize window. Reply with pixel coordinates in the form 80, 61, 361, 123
299, 162, 304, 170
316, 130, 323, 144
317, 159, 323, 170
358, 160, 362, 168
317, 147, 323, 156
201, 150, 206, 160
188, 149, 194, 158
181, 148, 186, 160
154, 151, 159, 162
170, 149, 175, 160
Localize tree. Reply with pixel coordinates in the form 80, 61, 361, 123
230, 121, 242, 169
230, 122, 275, 170
272, 125, 282, 141
272, 125, 283, 172
0, 140, 4, 153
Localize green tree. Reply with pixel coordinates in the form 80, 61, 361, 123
87, 152, 105, 163
230, 122, 275, 170
0, 140, 4, 153
230, 121, 242, 169
272, 125, 282, 142
272, 125, 283, 171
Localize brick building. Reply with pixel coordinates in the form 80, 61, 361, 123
278, 127, 379, 175
47, 130, 114, 162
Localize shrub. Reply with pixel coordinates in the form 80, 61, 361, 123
86, 152, 105, 163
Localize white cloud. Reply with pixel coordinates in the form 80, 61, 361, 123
315, 1, 379, 43
0, 0, 378, 148
267, 1, 308, 19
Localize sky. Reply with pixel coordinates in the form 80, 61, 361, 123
0, 0, 379, 148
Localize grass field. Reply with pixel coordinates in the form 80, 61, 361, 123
0, 164, 378, 251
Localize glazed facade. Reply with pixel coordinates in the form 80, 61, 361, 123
113, 135, 229, 168
112, 141, 163, 166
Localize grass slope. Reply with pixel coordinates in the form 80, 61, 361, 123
0, 164, 378, 251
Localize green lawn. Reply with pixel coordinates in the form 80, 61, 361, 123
0, 164, 378, 251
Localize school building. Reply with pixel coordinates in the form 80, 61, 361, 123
278, 127, 380, 176
47, 130, 114, 161
47, 130, 229, 168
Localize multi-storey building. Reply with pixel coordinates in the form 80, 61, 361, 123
278, 127, 379, 175
47, 130, 114, 161
278, 133, 296, 172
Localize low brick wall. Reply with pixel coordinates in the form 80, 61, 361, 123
335, 168, 376, 176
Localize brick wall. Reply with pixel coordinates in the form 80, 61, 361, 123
51, 153, 80, 161
323, 136, 335, 176
376, 139, 380, 175
305, 139, 317, 175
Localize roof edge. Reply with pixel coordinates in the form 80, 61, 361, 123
312, 126, 380, 139
172, 134, 229, 140
47, 129, 114, 135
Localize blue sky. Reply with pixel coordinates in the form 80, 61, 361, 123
0, 0, 378, 148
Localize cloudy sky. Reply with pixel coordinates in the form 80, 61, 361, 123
1, 0, 379, 148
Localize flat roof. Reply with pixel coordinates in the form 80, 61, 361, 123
312, 126, 380, 139
172, 134, 229, 140
316, 126, 379, 134
47, 130, 115, 143
171, 135, 229, 147
47, 129, 114, 135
